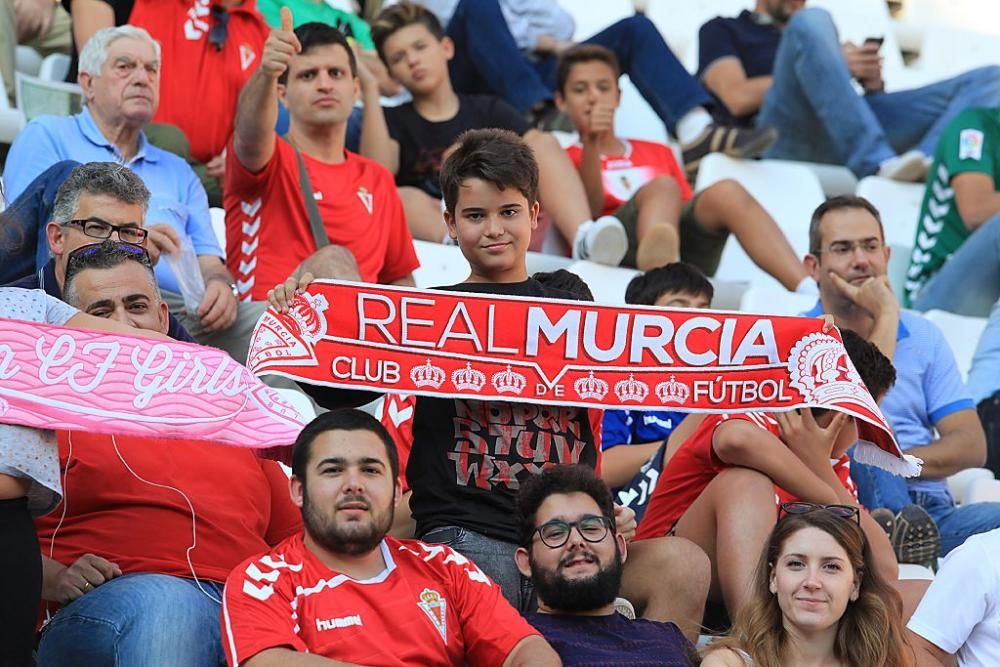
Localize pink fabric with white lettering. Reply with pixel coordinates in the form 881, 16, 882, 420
0, 318, 306, 447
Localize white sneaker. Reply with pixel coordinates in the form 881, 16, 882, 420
878, 150, 930, 182
572, 216, 628, 266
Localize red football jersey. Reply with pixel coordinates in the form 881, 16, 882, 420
222, 534, 537, 666
225, 139, 419, 301
130, 0, 269, 162
565, 138, 693, 217
636, 413, 858, 540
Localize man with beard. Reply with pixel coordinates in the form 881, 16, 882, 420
515, 465, 696, 666
221, 409, 560, 666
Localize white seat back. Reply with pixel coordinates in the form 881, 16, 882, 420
922, 309, 989, 382
739, 286, 817, 316
855, 176, 924, 248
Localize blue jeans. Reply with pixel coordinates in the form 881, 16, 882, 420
446, 1, 712, 132
912, 213, 1000, 317
759, 7, 1000, 177
849, 450, 1000, 555
37, 573, 226, 667
421, 525, 535, 613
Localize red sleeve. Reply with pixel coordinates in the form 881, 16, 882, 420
260, 461, 303, 545
221, 556, 307, 666
448, 550, 540, 665
379, 393, 416, 493
376, 171, 420, 284
224, 134, 283, 197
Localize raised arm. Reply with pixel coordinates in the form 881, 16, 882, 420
234, 7, 299, 173
356, 51, 400, 175
68, 0, 114, 52
953, 172, 1000, 230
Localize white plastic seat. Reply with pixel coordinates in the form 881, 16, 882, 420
209, 207, 226, 252
739, 286, 817, 316
565, 260, 639, 306
966, 477, 1000, 504
38, 53, 72, 83
14, 72, 83, 123
922, 310, 989, 382
695, 153, 824, 292
14, 46, 42, 78
898, 563, 935, 581
856, 176, 924, 248
947, 467, 996, 506
412, 240, 471, 288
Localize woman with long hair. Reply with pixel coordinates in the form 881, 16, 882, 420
701, 503, 913, 667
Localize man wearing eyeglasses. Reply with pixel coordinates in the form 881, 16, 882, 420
802, 195, 997, 562
2, 25, 266, 363
514, 465, 695, 666
4, 161, 198, 344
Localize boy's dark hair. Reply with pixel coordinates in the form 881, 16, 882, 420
532, 269, 595, 301
624, 262, 714, 306
516, 465, 615, 548
439, 128, 539, 216
840, 328, 896, 401
371, 1, 446, 64
291, 409, 400, 483
279, 22, 357, 85
556, 44, 620, 94
808, 195, 884, 255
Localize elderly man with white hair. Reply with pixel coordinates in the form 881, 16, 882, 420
2, 25, 265, 364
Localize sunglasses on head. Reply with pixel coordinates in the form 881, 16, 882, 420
779, 501, 861, 526
67, 241, 151, 266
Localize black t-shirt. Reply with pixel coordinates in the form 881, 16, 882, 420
62, 0, 135, 82
384, 94, 529, 198
526, 613, 695, 666
407, 279, 598, 543
698, 10, 781, 124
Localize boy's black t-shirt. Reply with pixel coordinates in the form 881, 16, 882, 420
300, 278, 599, 544
408, 279, 599, 544
384, 94, 530, 198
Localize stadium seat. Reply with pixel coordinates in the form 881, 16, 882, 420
886, 242, 912, 297
38, 53, 72, 83
565, 260, 639, 305
898, 563, 935, 581
922, 309, 989, 382
14, 73, 83, 123
0, 70, 26, 145
739, 286, 817, 316
695, 153, 824, 292
967, 477, 1000, 504
947, 467, 996, 506
412, 240, 471, 288
209, 207, 226, 250
14, 46, 42, 78
856, 176, 923, 247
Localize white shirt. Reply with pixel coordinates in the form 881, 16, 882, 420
907, 529, 1000, 666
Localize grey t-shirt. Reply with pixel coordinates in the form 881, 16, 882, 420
0, 288, 78, 515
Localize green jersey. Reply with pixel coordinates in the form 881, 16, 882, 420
904, 107, 1000, 307
258, 0, 375, 51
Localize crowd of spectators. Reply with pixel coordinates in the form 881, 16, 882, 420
2, 0, 1000, 665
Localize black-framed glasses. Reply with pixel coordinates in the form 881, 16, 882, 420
62, 218, 149, 245
533, 515, 613, 548
779, 502, 861, 526
66, 240, 151, 268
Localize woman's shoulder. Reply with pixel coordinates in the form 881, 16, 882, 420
701, 646, 754, 667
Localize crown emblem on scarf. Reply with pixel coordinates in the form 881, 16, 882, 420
491, 365, 527, 394
451, 362, 486, 392
574, 371, 609, 400
614, 374, 649, 403
410, 359, 446, 389
655, 375, 691, 404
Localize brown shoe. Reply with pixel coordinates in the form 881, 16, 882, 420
681, 124, 778, 179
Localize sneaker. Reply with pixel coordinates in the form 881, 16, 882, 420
572, 216, 628, 266
681, 124, 778, 178
891, 504, 941, 571
870, 507, 896, 538
614, 597, 636, 620
877, 149, 930, 182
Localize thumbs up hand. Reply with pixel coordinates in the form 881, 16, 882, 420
261, 6, 301, 79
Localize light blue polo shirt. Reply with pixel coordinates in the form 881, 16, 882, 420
805, 301, 975, 499
2, 107, 221, 295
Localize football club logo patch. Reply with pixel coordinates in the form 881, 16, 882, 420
357, 187, 374, 214
959, 128, 984, 161
240, 44, 257, 72
417, 588, 447, 644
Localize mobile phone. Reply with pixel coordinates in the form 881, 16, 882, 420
864, 36, 885, 49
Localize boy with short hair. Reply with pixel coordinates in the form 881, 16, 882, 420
555, 44, 810, 291
269, 129, 711, 637
602, 263, 713, 521
635, 329, 900, 619
361, 1, 627, 264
